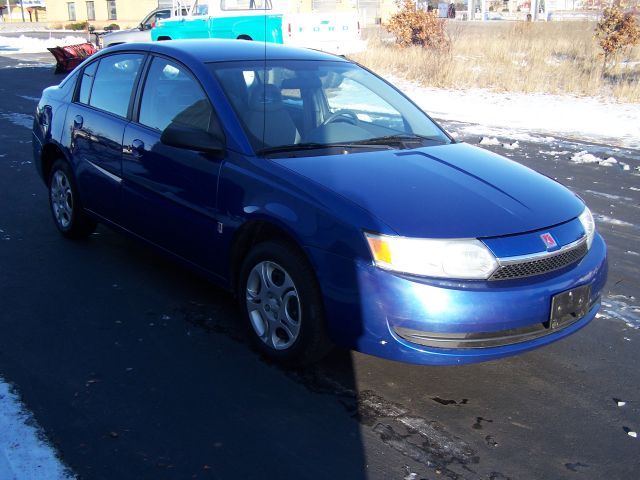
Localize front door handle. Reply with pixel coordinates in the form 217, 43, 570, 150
130, 139, 145, 158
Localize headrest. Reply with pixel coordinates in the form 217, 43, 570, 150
249, 84, 283, 112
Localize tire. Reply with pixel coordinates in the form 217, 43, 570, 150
238, 241, 332, 365
48, 159, 97, 239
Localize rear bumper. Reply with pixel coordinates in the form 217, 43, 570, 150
307, 233, 607, 365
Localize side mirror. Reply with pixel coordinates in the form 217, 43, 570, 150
161, 123, 225, 157
141, 23, 152, 31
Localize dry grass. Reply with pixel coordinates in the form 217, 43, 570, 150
352, 21, 640, 102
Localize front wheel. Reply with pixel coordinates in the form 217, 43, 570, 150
48, 159, 97, 239
238, 241, 331, 365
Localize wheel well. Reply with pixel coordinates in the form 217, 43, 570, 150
40, 143, 65, 183
229, 221, 305, 292
157, 36, 171, 41
237, 35, 252, 41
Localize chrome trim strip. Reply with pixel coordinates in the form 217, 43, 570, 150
87, 161, 122, 184
394, 298, 599, 349
495, 236, 587, 265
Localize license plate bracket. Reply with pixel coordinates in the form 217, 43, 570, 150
549, 285, 591, 329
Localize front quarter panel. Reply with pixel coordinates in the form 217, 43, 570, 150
216, 154, 392, 273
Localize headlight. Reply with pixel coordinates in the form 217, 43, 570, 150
578, 206, 595, 249
364, 233, 498, 280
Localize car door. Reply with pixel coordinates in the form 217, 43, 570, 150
121, 56, 225, 274
66, 53, 145, 222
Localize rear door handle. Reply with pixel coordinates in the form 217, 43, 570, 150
73, 115, 83, 129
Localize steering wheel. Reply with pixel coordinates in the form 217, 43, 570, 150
321, 109, 359, 126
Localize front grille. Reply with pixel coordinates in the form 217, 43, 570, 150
490, 241, 588, 281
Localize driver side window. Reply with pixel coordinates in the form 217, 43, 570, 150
138, 58, 214, 133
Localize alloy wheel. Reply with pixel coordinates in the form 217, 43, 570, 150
245, 260, 301, 351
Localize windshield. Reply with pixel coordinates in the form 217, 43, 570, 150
209, 60, 451, 156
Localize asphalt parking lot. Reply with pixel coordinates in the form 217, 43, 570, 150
0, 53, 639, 479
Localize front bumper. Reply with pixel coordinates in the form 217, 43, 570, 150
308, 233, 607, 365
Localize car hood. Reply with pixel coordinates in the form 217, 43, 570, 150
271, 142, 584, 238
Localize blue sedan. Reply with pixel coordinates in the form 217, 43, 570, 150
32, 40, 607, 365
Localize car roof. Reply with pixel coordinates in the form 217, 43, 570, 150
105, 39, 350, 64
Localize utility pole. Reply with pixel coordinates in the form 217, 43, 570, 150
19, 0, 25, 22
531, 0, 538, 21
467, 0, 473, 21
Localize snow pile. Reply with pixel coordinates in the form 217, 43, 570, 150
392, 75, 640, 149
0, 35, 88, 54
571, 151, 619, 167
479, 136, 500, 145
502, 141, 520, 150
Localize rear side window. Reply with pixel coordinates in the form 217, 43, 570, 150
138, 57, 213, 133
78, 61, 97, 104
79, 53, 144, 117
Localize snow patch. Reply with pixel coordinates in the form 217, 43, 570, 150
585, 190, 633, 202
540, 150, 570, 156
0, 379, 75, 479
594, 214, 634, 228
0, 113, 33, 129
599, 295, 640, 330
19, 96, 40, 102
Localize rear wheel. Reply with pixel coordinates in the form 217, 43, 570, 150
238, 241, 331, 365
48, 159, 97, 239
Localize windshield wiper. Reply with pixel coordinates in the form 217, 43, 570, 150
349, 134, 442, 147
258, 142, 393, 156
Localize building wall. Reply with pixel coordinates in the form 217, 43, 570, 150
42, 0, 395, 28
45, 0, 159, 28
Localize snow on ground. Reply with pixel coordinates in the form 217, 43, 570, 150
0, 379, 75, 479
0, 35, 88, 55
390, 76, 640, 150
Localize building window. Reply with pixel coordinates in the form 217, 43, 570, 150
86, 1, 95, 21
67, 2, 76, 21
107, 0, 117, 20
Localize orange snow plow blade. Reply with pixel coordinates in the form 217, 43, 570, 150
47, 43, 97, 74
